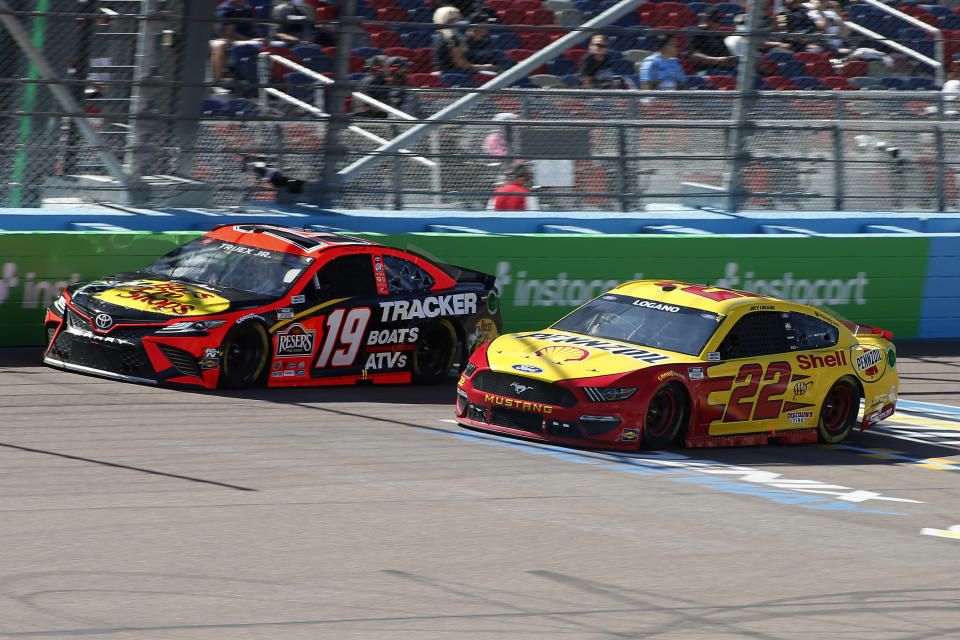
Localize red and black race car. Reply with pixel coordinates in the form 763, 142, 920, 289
44, 224, 501, 388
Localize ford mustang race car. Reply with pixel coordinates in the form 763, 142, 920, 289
456, 280, 897, 449
44, 224, 501, 388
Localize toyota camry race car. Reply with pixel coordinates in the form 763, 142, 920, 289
44, 224, 501, 388
456, 280, 897, 449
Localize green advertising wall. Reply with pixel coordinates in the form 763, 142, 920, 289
0, 232, 931, 347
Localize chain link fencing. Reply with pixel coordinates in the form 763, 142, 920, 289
2, 1, 960, 211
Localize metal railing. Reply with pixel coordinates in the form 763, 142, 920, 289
2, 2, 960, 212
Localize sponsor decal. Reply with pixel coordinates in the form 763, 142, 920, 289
296, 369, 306, 376
364, 351, 407, 370
484, 393, 553, 414
271, 371, 283, 378
855, 347, 884, 373
378, 293, 477, 322
863, 404, 895, 427
200, 357, 220, 370
276, 307, 295, 320
786, 410, 814, 425
283, 369, 295, 376
512, 364, 543, 374
713, 262, 870, 306
797, 350, 847, 370
750, 304, 775, 311
657, 370, 682, 382
510, 381, 534, 394
517, 332, 669, 364
486, 290, 500, 314
688, 366, 704, 380
458, 375, 466, 387
94, 280, 230, 316
273, 361, 282, 370
632, 299, 679, 313
276, 324, 315, 357
291, 294, 305, 304
94, 313, 113, 331
792, 380, 812, 398
707, 352, 721, 361
366, 327, 420, 346
620, 427, 640, 442
204, 347, 219, 358
887, 346, 896, 369
533, 344, 589, 363
468, 318, 498, 352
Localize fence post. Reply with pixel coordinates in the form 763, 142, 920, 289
320, 0, 358, 206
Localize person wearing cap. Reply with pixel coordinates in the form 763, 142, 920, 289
354, 55, 422, 118
431, 6, 498, 74
488, 162, 540, 211
638, 34, 686, 90
688, 7, 736, 73
463, 9, 502, 69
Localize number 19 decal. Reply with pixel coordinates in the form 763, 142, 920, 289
314, 307, 372, 368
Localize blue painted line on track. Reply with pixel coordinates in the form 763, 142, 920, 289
453, 432, 907, 515
896, 399, 960, 419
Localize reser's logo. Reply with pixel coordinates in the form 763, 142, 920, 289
94, 313, 113, 330
276, 324, 315, 357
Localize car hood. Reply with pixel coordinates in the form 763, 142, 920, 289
485, 329, 689, 382
66, 272, 275, 322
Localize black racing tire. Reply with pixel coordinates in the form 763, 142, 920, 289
219, 322, 270, 389
412, 319, 457, 385
818, 377, 860, 444
642, 383, 688, 449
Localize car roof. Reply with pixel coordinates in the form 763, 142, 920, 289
207, 224, 379, 256
610, 279, 782, 315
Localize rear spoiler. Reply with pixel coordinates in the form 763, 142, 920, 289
841, 321, 894, 341
437, 261, 497, 289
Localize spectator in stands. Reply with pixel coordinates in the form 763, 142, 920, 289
774, 0, 818, 51
354, 55, 422, 118
579, 34, 624, 89
638, 34, 686, 90
688, 7, 737, 74
431, 6, 497, 74
806, 0, 851, 55
210, 0, 262, 84
488, 161, 539, 211
463, 8, 504, 69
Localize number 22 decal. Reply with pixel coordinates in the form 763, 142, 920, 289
722, 361, 792, 422
314, 307, 372, 368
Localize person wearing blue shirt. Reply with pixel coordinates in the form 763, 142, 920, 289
638, 34, 686, 90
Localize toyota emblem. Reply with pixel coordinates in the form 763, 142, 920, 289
94, 313, 113, 330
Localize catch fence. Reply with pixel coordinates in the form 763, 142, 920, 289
2, 1, 960, 211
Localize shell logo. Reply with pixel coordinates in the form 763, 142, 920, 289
533, 345, 589, 362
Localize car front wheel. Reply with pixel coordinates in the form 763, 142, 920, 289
642, 383, 687, 449
219, 322, 270, 389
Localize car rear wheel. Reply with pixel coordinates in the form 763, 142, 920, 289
642, 384, 687, 449
818, 378, 859, 443
219, 322, 270, 389
413, 319, 456, 385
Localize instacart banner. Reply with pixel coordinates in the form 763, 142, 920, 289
0, 231, 933, 347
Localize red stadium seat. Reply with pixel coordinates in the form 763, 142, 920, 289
706, 74, 736, 90
370, 30, 403, 49
805, 60, 835, 78
505, 48, 535, 62
763, 75, 798, 90
484, 0, 513, 11
376, 6, 409, 21
657, 1, 686, 13
498, 8, 527, 24
841, 60, 868, 78
525, 8, 555, 24
666, 9, 698, 28
512, 0, 543, 11
407, 72, 448, 87
366, 0, 396, 8
520, 32, 552, 49
315, 5, 337, 20
383, 46, 415, 59
411, 47, 433, 73
821, 76, 857, 90
563, 48, 587, 65
259, 46, 303, 82
794, 51, 829, 64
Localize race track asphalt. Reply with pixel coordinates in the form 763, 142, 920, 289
1, 342, 959, 639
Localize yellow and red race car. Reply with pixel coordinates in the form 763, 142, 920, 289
456, 280, 897, 449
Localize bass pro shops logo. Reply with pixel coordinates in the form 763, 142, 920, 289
276, 324, 315, 357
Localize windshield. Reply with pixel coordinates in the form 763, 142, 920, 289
551, 293, 725, 356
146, 238, 314, 297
